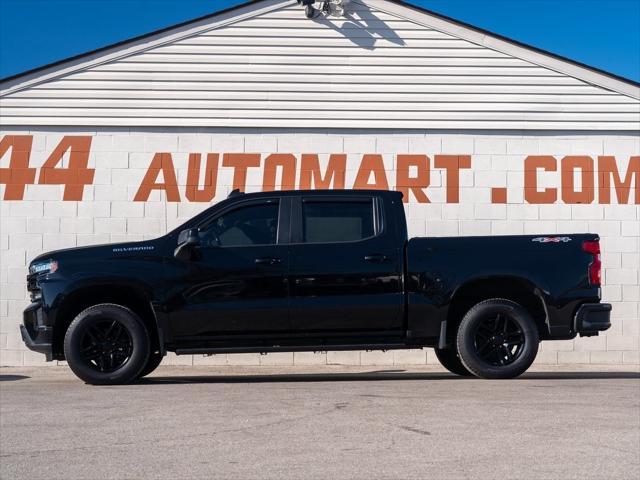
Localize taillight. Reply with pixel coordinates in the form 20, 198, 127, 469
582, 240, 601, 286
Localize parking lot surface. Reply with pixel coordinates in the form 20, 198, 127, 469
1, 365, 639, 480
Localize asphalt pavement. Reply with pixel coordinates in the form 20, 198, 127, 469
1, 365, 639, 480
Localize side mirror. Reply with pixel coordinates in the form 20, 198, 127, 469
174, 228, 201, 261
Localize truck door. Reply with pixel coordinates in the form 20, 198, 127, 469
168, 197, 291, 340
288, 194, 404, 336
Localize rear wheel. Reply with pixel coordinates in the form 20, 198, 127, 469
434, 347, 473, 376
64, 303, 150, 385
138, 351, 163, 378
457, 298, 539, 379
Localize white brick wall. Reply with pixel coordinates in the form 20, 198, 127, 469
0, 128, 638, 366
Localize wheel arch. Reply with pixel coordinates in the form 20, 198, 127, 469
445, 276, 549, 344
51, 283, 161, 360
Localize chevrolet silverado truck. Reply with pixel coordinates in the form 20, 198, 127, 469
21, 189, 611, 384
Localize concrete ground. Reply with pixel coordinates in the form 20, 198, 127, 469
1, 365, 639, 480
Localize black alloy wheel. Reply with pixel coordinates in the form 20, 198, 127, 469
472, 313, 525, 367
64, 303, 150, 385
80, 319, 133, 373
457, 298, 539, 379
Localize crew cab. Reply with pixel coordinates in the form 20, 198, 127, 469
21, 189, 611, 384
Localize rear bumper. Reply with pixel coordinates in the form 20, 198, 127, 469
21, 302, 53, 361
574, 303, 612, 337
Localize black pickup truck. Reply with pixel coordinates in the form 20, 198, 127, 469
22, 189, 611, 384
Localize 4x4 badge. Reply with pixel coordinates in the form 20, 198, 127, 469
532, 237, 572, 243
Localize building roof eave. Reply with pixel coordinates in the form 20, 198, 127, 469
374, 0, 640, 99
1, 0, 638, 101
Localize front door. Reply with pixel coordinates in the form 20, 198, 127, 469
168, 198, 291, 341
288, 195, 404, 337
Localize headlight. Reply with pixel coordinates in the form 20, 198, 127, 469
29, 260, 58, 275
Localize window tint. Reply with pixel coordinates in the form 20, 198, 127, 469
201, 202, 279, 247
303, 200, 374, 243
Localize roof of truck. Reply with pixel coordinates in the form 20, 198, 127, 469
229, 189, 403, 199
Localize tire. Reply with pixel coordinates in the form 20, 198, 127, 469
457, 298, 539, 379
64, 303, 150, 385
138, 351, 163, 378
434, 347, 473, 376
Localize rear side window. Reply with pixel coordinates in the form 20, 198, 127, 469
302, 200, 374, 243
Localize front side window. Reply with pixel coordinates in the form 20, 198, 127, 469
201, 202, 279, 247
302, 200, 374, 243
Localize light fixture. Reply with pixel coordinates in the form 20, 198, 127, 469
296, 0, 350, 18
296, 0, 318, 19
326, 0, 350, 17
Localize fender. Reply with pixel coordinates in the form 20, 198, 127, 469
436, 273, 550, 348
447, 272, 551, 306
41, 275, 165, 358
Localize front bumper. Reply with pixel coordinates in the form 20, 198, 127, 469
574, 303, 612, 337
21, 302, 53, 361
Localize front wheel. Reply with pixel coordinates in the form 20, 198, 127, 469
457, 298, 539, 379
64, 303, 150, 385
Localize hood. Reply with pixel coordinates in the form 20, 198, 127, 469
29, 238, 166, 271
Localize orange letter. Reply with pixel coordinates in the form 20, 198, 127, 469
396, 154, 430, 203
0, 135, 35, 200
524, 155, 557, 204
434, 155, 471, 203
38, 136, 94, 201
561, 156, 594, 204
186, 153, 219, 202
222, 153, 261, 192
598, 156, 640, 204
263, 153, 297, 191
134, 153, 180, 202
353, 154, 389, 190
299, 154, 346, 190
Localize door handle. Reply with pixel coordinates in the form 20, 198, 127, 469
254, 257, 282, 265
364, 254, 388, 263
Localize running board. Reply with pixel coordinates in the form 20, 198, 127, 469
175, 343, 414, 356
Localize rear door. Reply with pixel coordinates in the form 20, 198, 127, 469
288, 194, 404, 336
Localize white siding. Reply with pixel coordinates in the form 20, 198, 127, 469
1, 1, 639, 129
